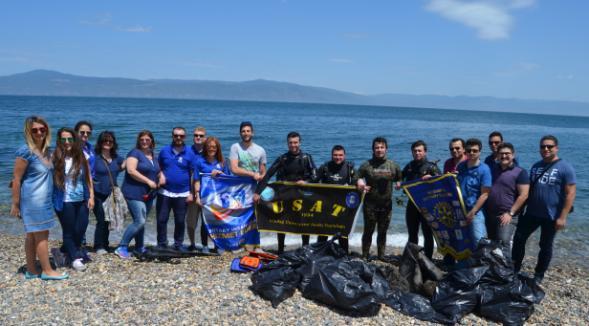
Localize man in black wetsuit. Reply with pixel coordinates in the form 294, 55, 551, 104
402, 140, 440, 259
254, 131, 317, 254
316, 145, 357, 252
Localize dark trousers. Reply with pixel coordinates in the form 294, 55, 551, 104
93, 192, 110, 250
57, 201, 89, 261
317, 236, 349, 253
362, 203, 392, 258
406, 201, 434, 259
512, 214, 557, 278
277, 233, 309, 254
156, 194, 187, 247
201, 213, 209, 247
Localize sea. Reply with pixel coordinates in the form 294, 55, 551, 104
1, 95, 587, 264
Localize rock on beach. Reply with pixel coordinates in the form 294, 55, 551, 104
0, 234, 588, 325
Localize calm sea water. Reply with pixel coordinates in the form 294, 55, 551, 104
1, 95, 587, 260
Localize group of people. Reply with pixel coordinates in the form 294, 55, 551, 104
11, 116, 576, 284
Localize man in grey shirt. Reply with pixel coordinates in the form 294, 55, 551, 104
229, 121, 267, 251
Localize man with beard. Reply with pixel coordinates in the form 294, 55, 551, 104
254, 131, 317, 254
316, 144, 357, 252
156, 127, 198, 251
357, 137, 402, 259
230, 121, 267, 252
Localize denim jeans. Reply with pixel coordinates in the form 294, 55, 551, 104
485, 211, 518, 249
156, 194, 187, 247
470, 210, 487, 245
93, 192, 110, 250
512, 213, 557, 278
119, 198, 153, 249
56, 201, 89, 261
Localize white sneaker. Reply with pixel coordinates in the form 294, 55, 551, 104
72, 258, 86, 271
96, 249, 108, 255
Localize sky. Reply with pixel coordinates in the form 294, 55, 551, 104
1, 0, 588, 102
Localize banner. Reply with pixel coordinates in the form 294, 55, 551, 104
200, 174, 259, 250
402, 174, 475, 260
255, 182, 363, 237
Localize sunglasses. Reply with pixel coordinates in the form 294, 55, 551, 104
31, 127, 47, 134
79, 131, 92, 136
466, 148, 480, 154
139, 138, 152, 143
103, 139, 114, 144
173, 134, 186, 139
540, 144, 555, 150
60, 137, 74, 143
194, 134, 205, 138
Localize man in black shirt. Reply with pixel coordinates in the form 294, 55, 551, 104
316, 145, 357, 252
402, 140, 440, 259
254, 131, 317, 254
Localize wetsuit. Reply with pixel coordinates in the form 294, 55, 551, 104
357, 157, 402, 258
316, 160, 357, 251
402, 159, 440, 259
255, 151, 317, 254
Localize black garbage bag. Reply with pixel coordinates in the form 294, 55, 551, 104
398, 242, 446, 297
382, 290, 455, 325
250, 237, 347, 308
300, 258, 389, 315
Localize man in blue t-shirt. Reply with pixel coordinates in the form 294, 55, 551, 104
186, 126, 206, 251
457, 138, 492, 245
512, 135, 576, 284
157, 127, 198, 250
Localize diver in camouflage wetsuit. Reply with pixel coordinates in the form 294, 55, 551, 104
357, 137, 402, 259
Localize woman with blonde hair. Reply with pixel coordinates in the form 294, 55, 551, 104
11, 116, 69, 280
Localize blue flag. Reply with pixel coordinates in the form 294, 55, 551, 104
402, 174, 476, 260
200, 174, 260, 250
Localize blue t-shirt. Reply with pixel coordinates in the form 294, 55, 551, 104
93, 155, 125, 196
158, 144, 197, 193
122, 148, 161, 201
457, 161, 492, 210
527, 159, 576, 220
195, 158, 231, 179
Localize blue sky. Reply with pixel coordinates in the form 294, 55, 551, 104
1, 0, 587, 102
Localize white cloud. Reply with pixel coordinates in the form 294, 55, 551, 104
80, 13, 112, 26
118, 25, 152, 33
329, 58, 353, 64
425, 0, 535, 40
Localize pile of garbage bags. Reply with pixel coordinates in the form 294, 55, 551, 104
250, 238, 545, 324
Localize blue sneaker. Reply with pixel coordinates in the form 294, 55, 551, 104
114, 247, 131, 259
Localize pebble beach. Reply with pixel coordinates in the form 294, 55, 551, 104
1, 234, 588, 325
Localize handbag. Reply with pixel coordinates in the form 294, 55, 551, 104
101, 157, 129, 232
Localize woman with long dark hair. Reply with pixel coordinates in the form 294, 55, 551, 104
115, 130, 161, 259
93, 131, 125, 254
53, 127, 95, 272
11, 116, 69, 280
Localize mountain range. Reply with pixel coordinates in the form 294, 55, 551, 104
1, 70, 587, 116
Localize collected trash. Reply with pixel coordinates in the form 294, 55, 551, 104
250, 237, 545, 324
136, 246, 219, 262
231, 251, 278, 273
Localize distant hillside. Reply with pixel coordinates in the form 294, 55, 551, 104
1, 70, 588, 116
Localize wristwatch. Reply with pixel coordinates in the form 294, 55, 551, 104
508, 211, 515, 217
